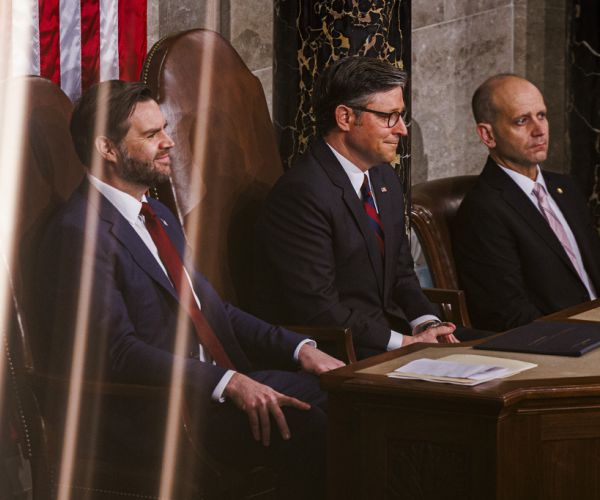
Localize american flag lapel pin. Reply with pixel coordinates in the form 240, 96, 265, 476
381, 187, 388, 193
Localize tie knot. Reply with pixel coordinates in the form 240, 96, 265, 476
140, 201, 156, 219
532, 183, 546, 199
360, 174, 370, 198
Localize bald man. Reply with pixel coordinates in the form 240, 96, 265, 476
453, 74, 600, 332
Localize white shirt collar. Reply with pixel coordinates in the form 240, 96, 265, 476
326, 142, 370, 197
88, 174, 147, 224
496, 163, 547, 195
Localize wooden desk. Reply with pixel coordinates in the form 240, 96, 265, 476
322, 304, 600, 500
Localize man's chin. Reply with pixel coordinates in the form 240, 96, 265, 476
380, 151, 399, 164
153, 171, 171, 185
153, 164, 172, 182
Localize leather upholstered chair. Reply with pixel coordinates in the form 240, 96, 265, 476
142, 29, 356, 364
142, 29, 280, 311
6, 76, 251, 499
410, 175, 478, 327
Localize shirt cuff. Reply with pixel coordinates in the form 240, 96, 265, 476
410, 314, 440, 331
293, 338, 316, 362
387, 330, 404, 351
211, 370, 236, 403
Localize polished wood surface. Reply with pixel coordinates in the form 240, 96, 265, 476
322, 304, 600, 499
537, 298, 600, 323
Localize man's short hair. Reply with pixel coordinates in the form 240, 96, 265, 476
312, 56, 407, 135
471, 73, 520, 124
70, 80, 153, 167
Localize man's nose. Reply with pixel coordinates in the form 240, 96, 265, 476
532, 118, 547, 136
392, 117, 408, 136
160, 131, 175, 148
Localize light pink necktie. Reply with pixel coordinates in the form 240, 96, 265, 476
532, 183, 586, 282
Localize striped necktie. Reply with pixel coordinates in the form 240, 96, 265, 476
532, 183, 587, 283
360, 174, 385, 255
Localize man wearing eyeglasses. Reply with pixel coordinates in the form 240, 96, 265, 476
254, 56, 460, 360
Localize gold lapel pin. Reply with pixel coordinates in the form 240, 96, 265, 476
556, 187, 564, 194
380, 187, 388, 193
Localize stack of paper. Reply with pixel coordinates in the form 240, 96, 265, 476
387, 354, 537, 386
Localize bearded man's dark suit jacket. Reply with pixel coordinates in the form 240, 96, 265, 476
34, 180, 326, 492
453, 157, 600, 332
254, 137, 436, 359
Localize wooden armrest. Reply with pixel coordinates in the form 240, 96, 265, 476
284, 325, 357, 364
25, 370, 231, 483
422, 287, 472, 327
27, 370, 170, 399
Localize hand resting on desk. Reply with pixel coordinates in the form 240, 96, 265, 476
405, 322, 459, 346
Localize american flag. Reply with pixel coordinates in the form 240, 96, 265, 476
11, 0, 147, 101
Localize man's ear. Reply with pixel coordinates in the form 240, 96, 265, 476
94, 136, 118, 163
476, 123, 496, 148
334, 105, 353, 132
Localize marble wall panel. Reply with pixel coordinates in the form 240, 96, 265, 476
229, 0, 273, 72
157, 1, 220, 39
444, 0, 511, 20
543, 0, 568, 174
147, 0, 160, 48
253, 66, 273, 117
273, 0, 408, 169
413, 1, 444, 30
523, 0, 546, 87
411, 5, 514, 181
513, 0, 528, 75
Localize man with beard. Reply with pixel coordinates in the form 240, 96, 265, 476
34, 80, 343, 499
453, 74, 600, 331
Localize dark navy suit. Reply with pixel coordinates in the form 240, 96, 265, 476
35, 180, 326, 497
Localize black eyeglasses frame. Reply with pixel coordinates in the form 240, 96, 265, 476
349, 105, 408, 128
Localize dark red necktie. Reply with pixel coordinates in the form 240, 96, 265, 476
140, 202, 235, 369
360, 174, 385, 255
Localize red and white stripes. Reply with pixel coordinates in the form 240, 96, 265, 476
14, 0, 146, 101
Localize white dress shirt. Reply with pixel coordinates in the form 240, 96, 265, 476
497, 164, 597, 300
327, 144, 439, 349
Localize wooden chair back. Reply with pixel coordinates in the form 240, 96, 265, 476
411, 175, 478, 290
142, 29, 282, 312
6, 76, 85, 371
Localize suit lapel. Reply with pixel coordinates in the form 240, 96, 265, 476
84, 182, 179, 302
482, 159, 578, 275
81, 182, 252, 371
311, 139, 385, 296
546, 174, 598, 283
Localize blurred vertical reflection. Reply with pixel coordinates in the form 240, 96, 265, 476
158, 3, 220, 497
54, 85, 109, 500
0, 0, 33, 447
